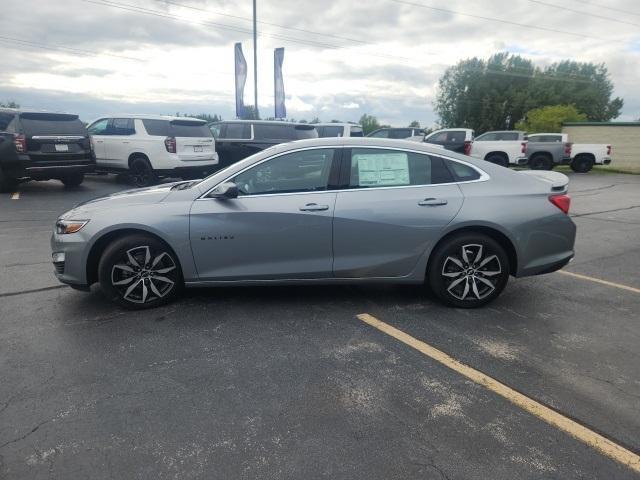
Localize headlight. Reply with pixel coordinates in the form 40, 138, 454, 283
56, 219, 89, 235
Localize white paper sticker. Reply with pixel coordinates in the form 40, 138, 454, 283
354, 152, 409, 187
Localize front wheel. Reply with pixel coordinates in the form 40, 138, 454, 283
428, 233, 510, 308
98, 234, 183, 309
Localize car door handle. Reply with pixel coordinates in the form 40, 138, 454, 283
96, 140, 104, 143
418, 198, 448, 206
299, 203, 329, 212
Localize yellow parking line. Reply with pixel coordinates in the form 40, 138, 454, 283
356, 313, 640, 473
10, 191, 20, 200
559, 270, 640, 294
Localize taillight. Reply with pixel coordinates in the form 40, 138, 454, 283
549, 194, 571, 214
14, 134, 26, 153
564, 142, 572, 156
521, 142, 527, 154
606, 145, 612, 155
164, 136, 176, 153
463, 141, 472, 156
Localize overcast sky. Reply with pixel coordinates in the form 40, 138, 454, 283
1, 0, 639, 126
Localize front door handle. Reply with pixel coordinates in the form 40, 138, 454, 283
418, 198, 448, 206
300, 203, 329, 212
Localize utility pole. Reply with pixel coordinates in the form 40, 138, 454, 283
253, 0, 258, 118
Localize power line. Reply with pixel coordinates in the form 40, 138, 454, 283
524, 0, 640, 28
152, 0, 369, 46
0, 35, 141, 61
575, 0, 640, 18
84, 0, 410, 61
389, 0, 629, 44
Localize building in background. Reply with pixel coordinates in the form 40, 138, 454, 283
562, 122, 640, 173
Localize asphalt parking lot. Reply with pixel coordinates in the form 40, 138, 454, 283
1, 171, 639, 479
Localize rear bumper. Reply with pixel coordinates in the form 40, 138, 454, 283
601, 157, 612, 165
3, 154, 95, 179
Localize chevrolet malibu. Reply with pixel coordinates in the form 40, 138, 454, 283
51, 137, 576, 309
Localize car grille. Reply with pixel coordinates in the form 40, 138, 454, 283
53, 262, 65, 274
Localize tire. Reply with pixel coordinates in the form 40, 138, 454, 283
60, 172, 85, 187
129, 157, 158, 187
570, 155, 594, 173
0, 169, 19, 193
485, 154, 509, 168
428, 233, 510, 308
98, 234, 183, 309
529, 154, 553, 170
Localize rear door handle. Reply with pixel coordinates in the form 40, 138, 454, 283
418, 198, 448, 206
300, 203, 329, 212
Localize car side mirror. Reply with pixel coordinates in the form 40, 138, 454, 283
209, 182, 238, 199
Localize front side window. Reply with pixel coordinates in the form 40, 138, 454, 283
88, 119, 110, 135
350, 126, 364, 137
368, 129, 389, 138
447, 131, 467, 143
209, 123, 222, 138
475, 132, 497, 141
427, 131, 448, 143
233, 148, 335, 195
348, 148, 453, 188
0, 113, 15, 131
495, 132, 519, 141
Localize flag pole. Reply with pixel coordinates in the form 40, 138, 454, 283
253, 0, 258, 118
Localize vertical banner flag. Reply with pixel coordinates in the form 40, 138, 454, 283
274, 47, 286, 119
234, 43, 247, 118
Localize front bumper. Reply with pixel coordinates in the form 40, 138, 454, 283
50, 231, 90, 288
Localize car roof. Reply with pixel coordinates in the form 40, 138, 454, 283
481, 130, 525, 134
314, 123, 362, 128
0, 108, 78, 116
211, 119, 314, 127
92, 114, 206, 122
429, 128, 474, 133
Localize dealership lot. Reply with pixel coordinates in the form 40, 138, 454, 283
1, 172, 639, 479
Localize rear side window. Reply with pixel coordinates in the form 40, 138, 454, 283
318, 125, 343, 137
495, 132, 519, 141
446, 160, 481, 182
223, 123, 251, 139
350, 126, 363, 137
254, 124, 295, 140
348, 148, 453, 188
19, 113, 86, 135
294, 125, 318, 139
475, 132, 496, 141
169, 121, 212, 138
388, 129, 413, 139
88, 119, 109, 135
427, 131, 448, 142
111, 118, 135, 135
0, 112, 15, 131
447, 131, 467, 143
368, 130, 389, 138
142, 119, 170, 136
531, 135, 562, 143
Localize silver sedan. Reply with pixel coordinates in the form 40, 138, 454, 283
51, 137, 576, 309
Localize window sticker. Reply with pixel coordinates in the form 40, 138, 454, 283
354, 152, 409, 187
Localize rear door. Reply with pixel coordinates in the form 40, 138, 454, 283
333, 147, 464, 278
87, 118, 109, 161
214, 122, 252, 168
0, 112, 19, 167
170, 120, 215, 161
19, 113, 91, 164
103, 118, 136, 168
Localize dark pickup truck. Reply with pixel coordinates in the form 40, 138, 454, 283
0, 109, 95, 192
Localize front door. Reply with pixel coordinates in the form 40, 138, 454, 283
333, 147, 464, 278
190, 148, 339, 280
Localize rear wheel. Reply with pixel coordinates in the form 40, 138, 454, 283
129, 157, 158, 187
529, 154, 553, 170
98, 234, 183, 309
60, 172, 85, 187
0, 169, 19, 193
485, 154, 509, 168
428, 233, 510, 308
570, 154, 594, 173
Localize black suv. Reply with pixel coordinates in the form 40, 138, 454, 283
366, 127, 424, 139
209, 120, 317, 168
0, 109, 95, 192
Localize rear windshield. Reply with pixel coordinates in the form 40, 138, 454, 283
142, 119, 212, 137
19, 113, 86, 135
293, 125, 318, 139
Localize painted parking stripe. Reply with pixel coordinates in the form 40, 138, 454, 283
356, 313, 640, 473
559, 270, 640, 294
10, 191, 19, 200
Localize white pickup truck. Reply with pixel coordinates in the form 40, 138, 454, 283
527, 133, 612, 173
468, 130, 528, 167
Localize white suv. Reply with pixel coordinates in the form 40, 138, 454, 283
87, 115, 218, 186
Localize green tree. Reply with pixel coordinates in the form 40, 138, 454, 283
309, 117, 321, 124
515, 105, 587, 133
434, 52, 623, 133
359, 114, 381, 135
0, 101, 19, 108
408, 120, 421, 128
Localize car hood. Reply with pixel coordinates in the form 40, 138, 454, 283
59, 181, 184, 218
